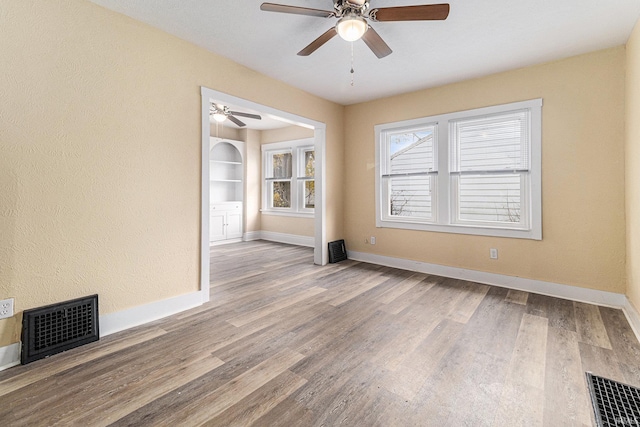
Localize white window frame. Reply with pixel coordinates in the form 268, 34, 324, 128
375, 99, 542, 240
262, 138, 315, 218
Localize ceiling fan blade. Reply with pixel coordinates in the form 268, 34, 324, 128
361, 26, 392, 59
227, 115, 247, 127
369, 4, 450, 22
297, 27, 338, 56
260, 3, 335, 18
229, 111, 262, 120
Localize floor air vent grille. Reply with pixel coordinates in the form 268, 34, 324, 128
21, 295, 99, 364
328, 239, 347, 263
586, 372, 640, 427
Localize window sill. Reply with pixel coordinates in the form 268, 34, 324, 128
376, 219, 541, 240
261, 210, 315, 219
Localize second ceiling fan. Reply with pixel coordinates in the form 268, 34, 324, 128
260, 0, 450, 59
210, 104, 262, 128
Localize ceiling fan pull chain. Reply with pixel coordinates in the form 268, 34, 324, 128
350, 41, 355, 86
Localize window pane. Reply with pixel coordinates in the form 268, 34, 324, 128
272, 181, 291, 208
457, 174, 521, 223
389, 128, 435, 174
305, 181, 315, 209
389, 176, 432, 219
304, 151, 315, 178
272, 153, 292, 178
452, 111, 528, 171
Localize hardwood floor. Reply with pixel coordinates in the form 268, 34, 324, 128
1, 240, 639, 426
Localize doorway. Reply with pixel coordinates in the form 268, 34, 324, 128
199, 87, 327, 303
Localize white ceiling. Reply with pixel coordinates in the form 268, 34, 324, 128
90, 0, 640, 106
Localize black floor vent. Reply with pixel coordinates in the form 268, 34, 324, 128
586, 372, 640, 427
21, 295, 99, 364
328, 239, 347, 263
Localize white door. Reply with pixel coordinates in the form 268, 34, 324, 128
210, 211, 227, 242
226, 211, 243, 239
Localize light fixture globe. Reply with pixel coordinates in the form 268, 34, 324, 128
212, 111, 227, 123
336, 15, 368, 41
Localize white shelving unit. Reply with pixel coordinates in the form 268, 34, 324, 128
210, 137, 244, 243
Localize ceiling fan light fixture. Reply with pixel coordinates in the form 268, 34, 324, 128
212, 112, 227, 122
336, 15, 368, 41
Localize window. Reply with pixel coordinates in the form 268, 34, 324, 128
263, 139, 315, 217
375, 99, 542, 239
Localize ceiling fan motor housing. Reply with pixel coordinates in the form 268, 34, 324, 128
334, 0, 369, 17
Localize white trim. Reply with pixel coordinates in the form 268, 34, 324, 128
348, 253, 640, 344
348, 249, 628, 308
260, 231, 314, 248
260, 210, 314, 219
314, 127, 327, 265
374, 98, 542, 240
243, 231, 262, 241
100, 291, 204, 337
200, 89, 212, 304
0, 342, 20, 371
261, 138, 315, 216
0, 291, 205, 371
622, 298, 640, 344
1, 263, 638, 371
210, 238, 242, 246
201, 87, 328, 303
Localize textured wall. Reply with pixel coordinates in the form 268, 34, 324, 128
344, 47, 627, 293
242, 129, 262, 234
0, 0, 343, 347
627, 19, 640, 309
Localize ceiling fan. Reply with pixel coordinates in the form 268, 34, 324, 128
260, 0, 450, 58
210, 104, 262, 127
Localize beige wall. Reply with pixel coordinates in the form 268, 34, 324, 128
344, 47, 627, 293
210, 124, 241, 141
259, 126, 316, 237
0, 0, 343, 347
241, 129, 262, 233
261, 126, 315, 144
627, 19, 640, 310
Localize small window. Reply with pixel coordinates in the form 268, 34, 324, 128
265, 150, 292, 209
375, 99, 542, 240
450, 110, 530, 229
381, 124, 437, 222
300, 148, 315, 210
262, 139, 315, 217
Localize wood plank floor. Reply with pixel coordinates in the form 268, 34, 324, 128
1, 240, 639, 426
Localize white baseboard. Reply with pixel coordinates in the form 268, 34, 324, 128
0, 342, 21, 371
210, 238, 242, 246
348, 250, 640, 342
100, 290, 204, 337
259, 231, 314, 248
243, 231, 262, 242
2, 254, 638, 371
622, 298, 640, 343
0, 291, 205, 371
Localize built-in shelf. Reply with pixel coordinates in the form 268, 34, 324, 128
210, 138, 245, 243
211, 160, 242, 165
210, 139, 243, 200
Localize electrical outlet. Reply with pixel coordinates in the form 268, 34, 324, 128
370, 236, 376, 245
490, 248, 498, 259
0, 298, 14, 319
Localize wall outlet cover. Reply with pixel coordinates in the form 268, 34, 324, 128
0, 298, 14, 319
